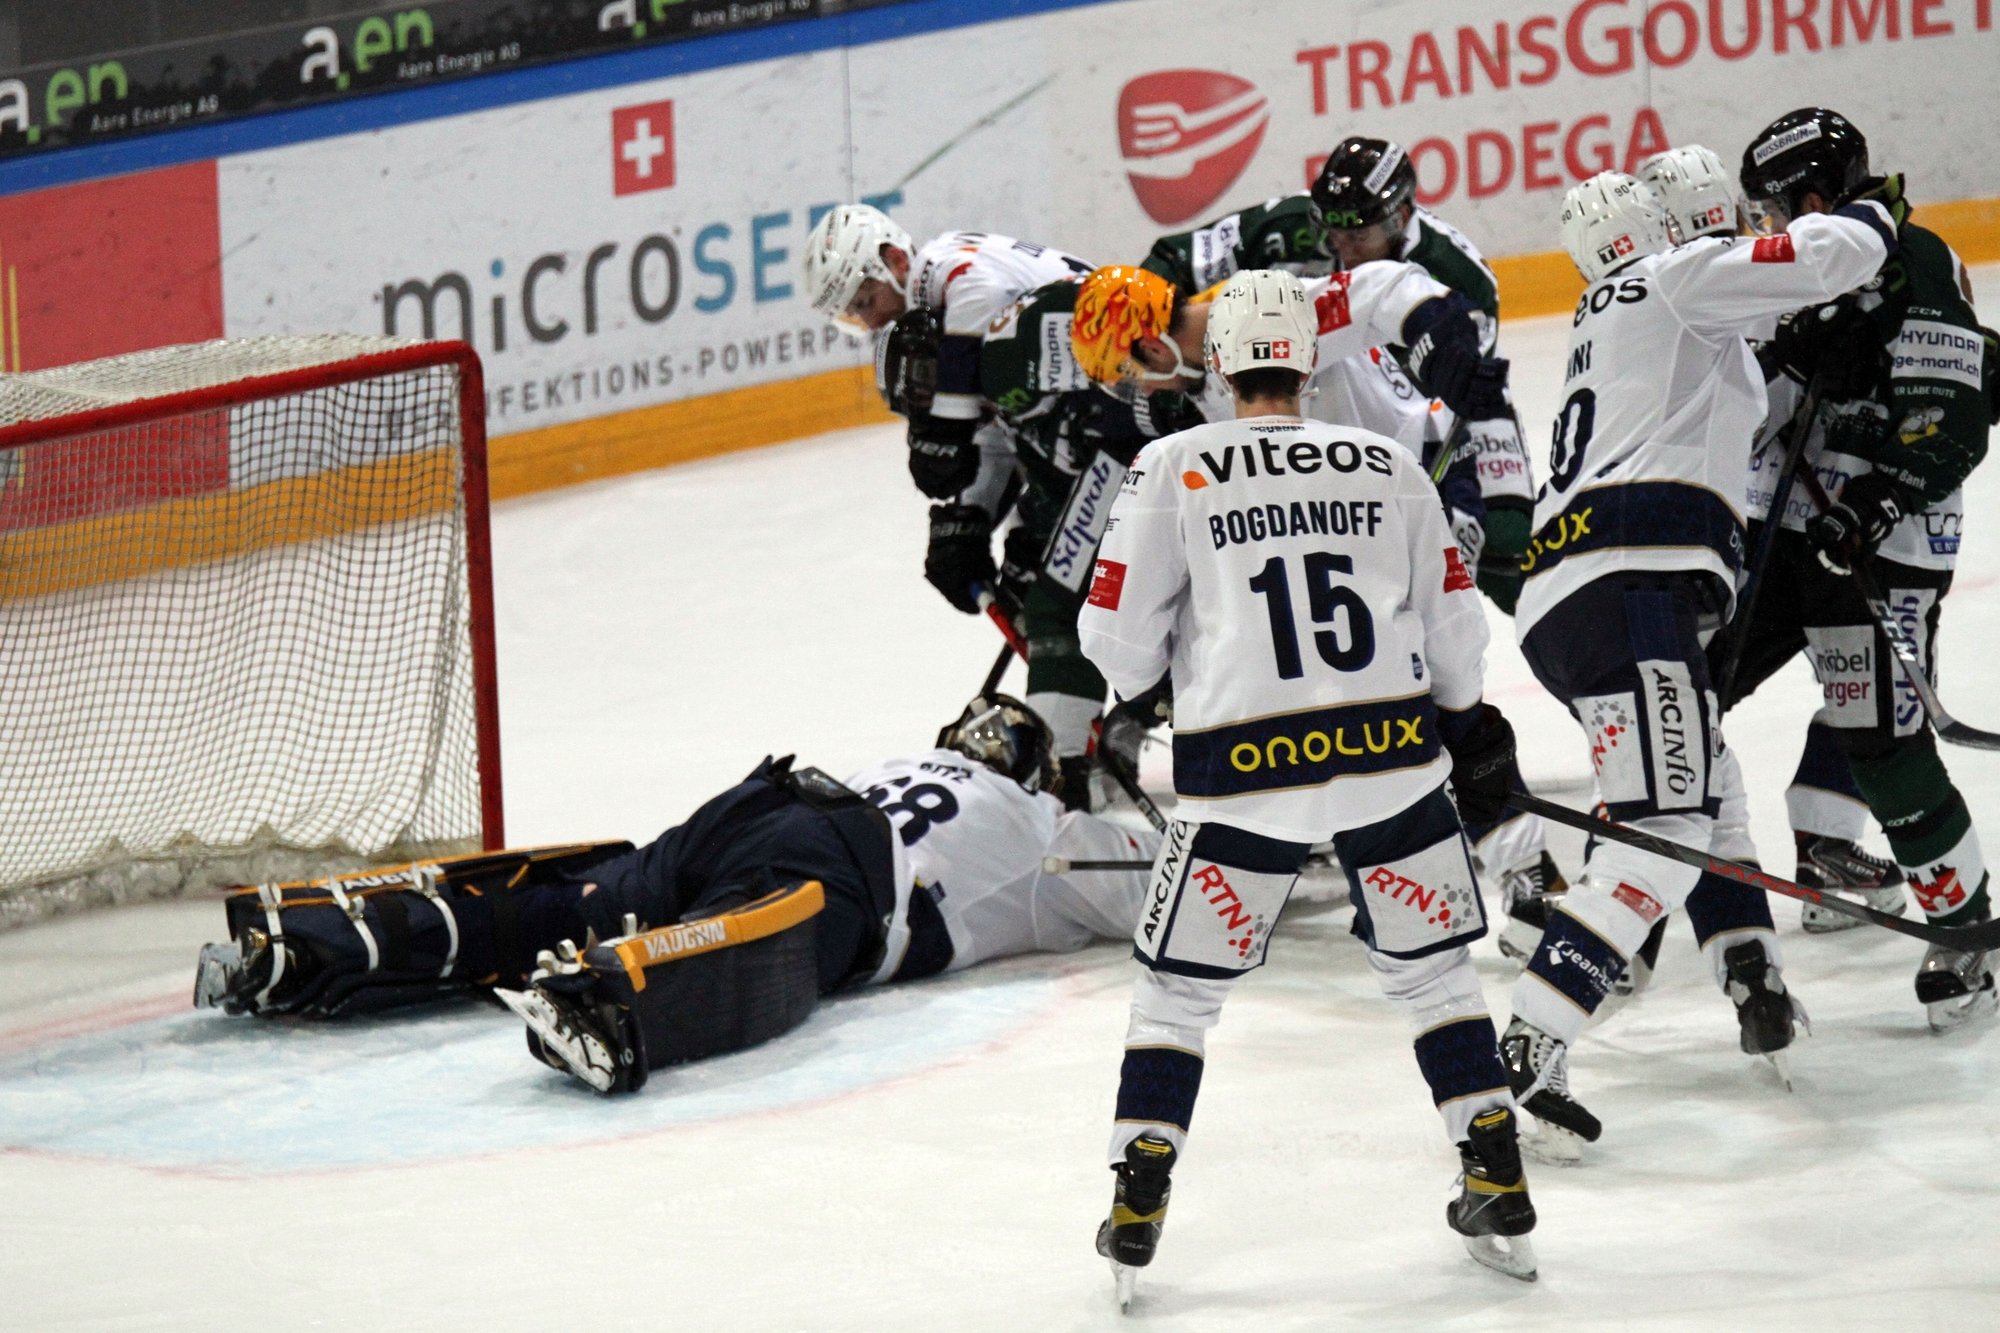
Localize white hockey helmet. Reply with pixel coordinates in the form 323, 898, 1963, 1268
802, 203, 913, 325
1559, 171, 1674, 283
1638, 145, 1745, 244
1203, 269, 1319, 382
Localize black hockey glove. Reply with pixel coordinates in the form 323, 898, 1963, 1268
1403, 293, 1509, 419
1808, 470, 1907, 575
1438, 702, 1517, 828
924, 503, 996, 614
907, 415, 981, 499
996, 524, 1043, 617
1765, 299, 1885, 400
1100, 677, 1173, 778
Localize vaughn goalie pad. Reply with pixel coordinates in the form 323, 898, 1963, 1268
519, 879, 826, 1081
194, 841, 633, 1018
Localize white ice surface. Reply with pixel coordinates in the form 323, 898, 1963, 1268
5, 285, 2000, 1330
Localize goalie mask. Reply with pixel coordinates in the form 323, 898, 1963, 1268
803, 203, 913, 330
937, 694, 1060, 796
1204, 269, 1318, 381
1559, 171, 1672, 284
1638, 145, 1745, 244
874, 306, 942, 417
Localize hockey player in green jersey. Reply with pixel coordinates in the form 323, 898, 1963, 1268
877, 280, 1196, 807
1726, 108, 1998, 1029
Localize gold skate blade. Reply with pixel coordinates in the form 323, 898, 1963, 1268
1463, 1231, 1538, 1281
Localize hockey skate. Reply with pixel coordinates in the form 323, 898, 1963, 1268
1447, 1107, 1538, 1281
1722, 942, 1809, 1089
1915, 941, 1998, 1032
496, 980, 647, 1094
1796, 834, 1906, 933
1496, 852, 1567, 965
191, 928, 288, 1014
1096, 1134, 1176, 1312
1500, 1018, 1600, 1163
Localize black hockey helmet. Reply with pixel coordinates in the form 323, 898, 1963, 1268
1310, 137, 1417, 231
938, 693, 1061, 796
1740, 108, 1870, 226
873, 305, 942, 417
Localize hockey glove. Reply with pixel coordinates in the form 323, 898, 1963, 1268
1438, 702, 1517, 828
907, 415, 982, 499
1766, 299, 1885, 400
925, 503, 997, 614
1403, 294, 1509, 419
1100, 677, 1173, 777
1808, 470, 1906, 575
997, 524, 1043, 615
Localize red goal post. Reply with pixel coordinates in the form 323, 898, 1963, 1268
0, 335, 502, 929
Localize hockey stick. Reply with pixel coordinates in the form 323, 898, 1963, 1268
1096, 743, 1169, 833
1716, 375, 1824, 709
1041, 856, 1153, 873
1505, 790, 2000, 948
1792, 469, 2000, 751
974, 585, 1029, 660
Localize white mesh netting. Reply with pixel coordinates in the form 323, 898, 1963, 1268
0, 336, 491, 929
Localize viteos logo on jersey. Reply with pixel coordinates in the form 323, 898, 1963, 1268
1116, 70, 1269, 226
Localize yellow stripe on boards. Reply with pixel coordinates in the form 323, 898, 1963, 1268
487, 363, 894, 501
0, 447, 459, 602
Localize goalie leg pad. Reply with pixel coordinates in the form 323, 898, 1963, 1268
198, 842, 632, 1018
557, 879, 826, 1074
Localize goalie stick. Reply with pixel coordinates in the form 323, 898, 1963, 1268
1505, 790, 2000, 949
1792, 468, 2000, 751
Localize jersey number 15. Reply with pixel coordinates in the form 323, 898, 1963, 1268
1248, 552, 1376, 680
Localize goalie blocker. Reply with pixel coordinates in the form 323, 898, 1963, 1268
195, 756, 924, 1085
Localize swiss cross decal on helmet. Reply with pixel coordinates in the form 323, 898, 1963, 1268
1204, 269, 1317, 380
1638, 144, 1744, 244
1559, 172, 1673, 284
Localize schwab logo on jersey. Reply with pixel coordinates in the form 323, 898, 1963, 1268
1116, 70, 1269, 226
1047, 454, 1125, 594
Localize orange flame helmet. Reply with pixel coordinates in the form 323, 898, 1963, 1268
1070, 265, 1178, 386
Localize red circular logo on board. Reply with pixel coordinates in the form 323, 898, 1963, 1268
1117, 70, 1269, 226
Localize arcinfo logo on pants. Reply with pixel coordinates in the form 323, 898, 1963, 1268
1117, 70, 1268, 226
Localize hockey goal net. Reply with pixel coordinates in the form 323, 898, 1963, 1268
0, 335, 502, 929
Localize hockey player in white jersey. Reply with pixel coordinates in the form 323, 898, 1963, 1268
1078, 270, 1538, 1295
801, 203, 1091, 499
1641, 144, 1908, 940
1502, 171, 1897, 1152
